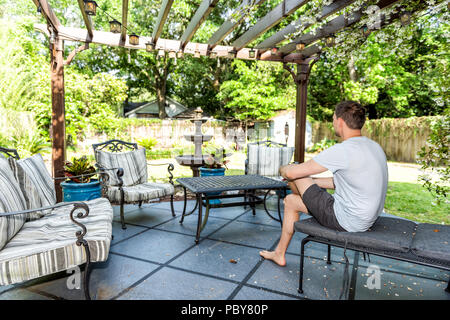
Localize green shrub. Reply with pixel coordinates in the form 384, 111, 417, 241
307, 138, 338, 153
137, 137, 158, 151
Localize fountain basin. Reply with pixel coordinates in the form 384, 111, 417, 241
184, 135, 213, 142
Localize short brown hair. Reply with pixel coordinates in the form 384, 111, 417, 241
335, 101, 366, 129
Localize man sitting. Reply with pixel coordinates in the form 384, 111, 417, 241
260, 101, 388, 266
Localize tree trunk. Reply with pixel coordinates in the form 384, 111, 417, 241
156, 85, 167, 119
153, 57, 171, 119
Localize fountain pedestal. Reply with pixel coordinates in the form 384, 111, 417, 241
175, 107, 213, 177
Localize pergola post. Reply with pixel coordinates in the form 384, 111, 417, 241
293, 57, 319, 163
50, 36, 65, 202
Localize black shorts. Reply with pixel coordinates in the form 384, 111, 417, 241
301, 184, 346, 232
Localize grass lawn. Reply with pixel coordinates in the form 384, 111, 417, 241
384, 182, 449, 225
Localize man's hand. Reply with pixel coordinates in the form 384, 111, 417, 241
279, 164, 290, 179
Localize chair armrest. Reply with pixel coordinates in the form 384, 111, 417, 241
95, 165, 124, 188
146, 162, 175, 185
0, 201, 87, 218
0, 202, 91, 247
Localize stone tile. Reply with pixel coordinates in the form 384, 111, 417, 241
208, 220, 280, 249
27, 254, 159, 300
169, 239, 261, 282
237, 209, 283, 228
111, 221, 148, 245
248, 253, 347, 299
151, 199, 197, 213
118, 267, 238, 300
113, 206, 176, 228
0, 287, 52, 300
112, 204, 140, 216
357, 254, 450, 280
355, 265, 450, 300
111, 229, 195, 263
233, 286, 299, 300
155, 215, 230, 239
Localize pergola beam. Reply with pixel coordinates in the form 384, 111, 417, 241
280, 0, 401, 54
32, 0, 61, 32
121, 0, 129, 43
231, 0, 310, 50
180, 0, 220, 50
34, 24, 311, 64
208, 0, 267, 49
256, 0, 356, 50
77, 0, 93, 39
152, 0, 174, 43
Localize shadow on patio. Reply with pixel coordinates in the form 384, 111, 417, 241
0, 198, 449, 300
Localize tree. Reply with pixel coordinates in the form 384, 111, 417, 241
218, 60, 295, 121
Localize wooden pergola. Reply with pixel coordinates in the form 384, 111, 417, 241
31, 0, 428, 201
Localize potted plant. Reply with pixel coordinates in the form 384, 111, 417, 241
61, 156, 102, 202
200, 148, 230, 176
199, 149, 230, 204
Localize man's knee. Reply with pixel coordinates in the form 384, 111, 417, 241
283, 194, 296, 207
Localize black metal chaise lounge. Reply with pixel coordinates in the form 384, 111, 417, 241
294, 216, 450, 298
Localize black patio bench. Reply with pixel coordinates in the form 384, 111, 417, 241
294, 216, 450, 297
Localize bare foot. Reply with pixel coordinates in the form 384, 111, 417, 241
259, 250, 286, 267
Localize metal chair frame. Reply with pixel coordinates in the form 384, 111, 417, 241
92, 139, 176, 229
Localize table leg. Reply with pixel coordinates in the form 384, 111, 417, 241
250, 190, 256, 216
179, 188, 198, 224
200, 196, 211, 233
195, 193, 202, 244
263, 189, 282, 223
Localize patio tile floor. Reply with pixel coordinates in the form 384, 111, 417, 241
0, 199, 448, 300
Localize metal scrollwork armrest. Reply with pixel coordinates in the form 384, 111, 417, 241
146, 162, 175, 186
0, 201, 87, 218
69, 202, 90, 247
95, 164, 124, 187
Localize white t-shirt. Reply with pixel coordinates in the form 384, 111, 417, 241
313, 136, 388, 232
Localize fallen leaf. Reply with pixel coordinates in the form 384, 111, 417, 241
229, 259, 237, 264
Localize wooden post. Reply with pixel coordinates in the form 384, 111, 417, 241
50, 36, 65, 202
292, 57, 319, 163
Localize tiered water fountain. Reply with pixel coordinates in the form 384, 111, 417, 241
175, 107, 213, 177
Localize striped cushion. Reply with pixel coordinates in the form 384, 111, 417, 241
0, 158, 27, 251
95, 148, 147, 187
107, 182, 175, 203
14, 154, 56, 221
247, 145, 294, 176
0, 197, 113, 286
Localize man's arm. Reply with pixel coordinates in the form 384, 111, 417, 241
280, 159, 328, 180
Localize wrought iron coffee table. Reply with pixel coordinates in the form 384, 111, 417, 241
177, 175, 288, 244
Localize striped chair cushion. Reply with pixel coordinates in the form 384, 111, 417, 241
95, 148, 147, 187
0, 197, 113, 286
14, 154, 56, 221
0, 158, 27, 251
107, 182, 175, 203
247, 145, 294, 176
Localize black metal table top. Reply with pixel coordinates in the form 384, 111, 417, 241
177, 175, 287, 193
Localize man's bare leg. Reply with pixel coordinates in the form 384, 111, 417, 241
260, 178, 315, 266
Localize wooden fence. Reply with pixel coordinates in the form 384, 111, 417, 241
311, 117, 438, 163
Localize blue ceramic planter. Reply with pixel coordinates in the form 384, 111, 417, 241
61, 179, 102, 202
199, 167, 225, 204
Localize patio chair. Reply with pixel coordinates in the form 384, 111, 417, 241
244, 140, 295, 222
92, 139, 176, 229
0, 146, 113, 300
